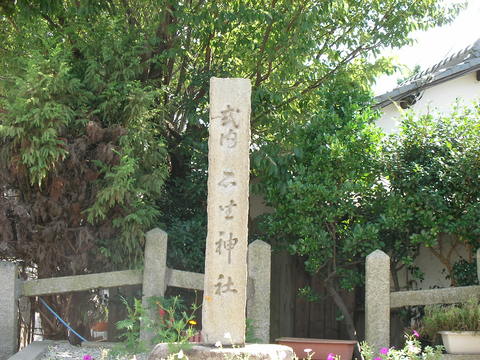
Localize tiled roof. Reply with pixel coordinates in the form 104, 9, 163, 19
375, 39, 480, 108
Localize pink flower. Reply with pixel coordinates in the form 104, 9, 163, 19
379, 347, 389, 355
374, 357, 382, 360
413, 330, 420, 338
327, 353, 336, 360
83, 356, 93, 360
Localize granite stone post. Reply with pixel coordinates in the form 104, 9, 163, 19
365, 250, 390, 352
0, 261, 18, 360
141, 228, 168, 344
202, 78, 251, 346
247, 240, 271, 343
477, 248, 480, 284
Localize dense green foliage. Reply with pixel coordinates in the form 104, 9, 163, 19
380, 104, 480, 285
256, 78, 383, 290
256, 99, 480, 337
451, 259, 478, 286
0, 0, 462, 274
255, 76, 385, 339
0, 0, 464, 339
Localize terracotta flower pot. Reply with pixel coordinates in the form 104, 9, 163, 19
276, 337, 356, 360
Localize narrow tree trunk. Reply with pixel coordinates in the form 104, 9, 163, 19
391, 262, 401, 292
324, 279, 363, 360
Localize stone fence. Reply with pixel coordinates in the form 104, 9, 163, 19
365, 248, 480, 352
0, 228, 272, 360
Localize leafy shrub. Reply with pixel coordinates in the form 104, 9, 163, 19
422, 298, 480, 340
114, 295, 199, 356
451, 259, 479, 286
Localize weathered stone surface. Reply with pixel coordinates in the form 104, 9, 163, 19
141, 228, 168, 343
202, 77, 251, 345
7, 341, 53, 360
148, 343, 294, 360
0, 261, 18, 360
247, 240, 271, 343
390, 285, 480, 308
365, 250, 390, 353
22, 269, 142, 296
166, 268, 204, 291
477, 248, 480, 284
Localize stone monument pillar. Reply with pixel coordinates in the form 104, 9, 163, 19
148, 78, 294, 359
202, 77, 251, 346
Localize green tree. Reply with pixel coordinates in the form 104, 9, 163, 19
379, 103, 480, 287
0, 0, 463, 338
254, 75, 384, 340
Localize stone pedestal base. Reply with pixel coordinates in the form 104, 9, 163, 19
148, 343, 294, 360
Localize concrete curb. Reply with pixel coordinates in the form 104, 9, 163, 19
8, 341, 53, 360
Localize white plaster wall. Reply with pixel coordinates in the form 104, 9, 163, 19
376, 71, 480, 134
391, 241, 471, 291
412, 242, 470, 290
377, 72, 479, 290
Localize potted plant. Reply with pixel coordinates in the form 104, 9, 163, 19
421, 298, 480, 354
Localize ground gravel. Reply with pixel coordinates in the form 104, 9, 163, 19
40, 342, 149, 360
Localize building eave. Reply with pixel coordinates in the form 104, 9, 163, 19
374, 56, 480, 109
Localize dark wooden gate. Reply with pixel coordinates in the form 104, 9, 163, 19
270, 250, 357, 342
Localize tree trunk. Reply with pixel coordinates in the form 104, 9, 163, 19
66, 291, 90, 344
324, 279, 363, 360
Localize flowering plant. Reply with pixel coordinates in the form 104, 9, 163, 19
147, 295, 200, 354
360, 332, 444, 360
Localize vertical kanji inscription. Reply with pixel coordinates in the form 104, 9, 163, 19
202, 78, 251, 346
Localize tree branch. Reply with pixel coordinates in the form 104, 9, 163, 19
254, 0, 277, 87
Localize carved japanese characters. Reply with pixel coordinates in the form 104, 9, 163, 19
202, 78, 251, 345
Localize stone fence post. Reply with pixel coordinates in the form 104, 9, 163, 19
365, 250, 390, 352
477, 248, 480, 284
140, 228, 168, 345
247, 240, 271, 343
0, 261, 19, 360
